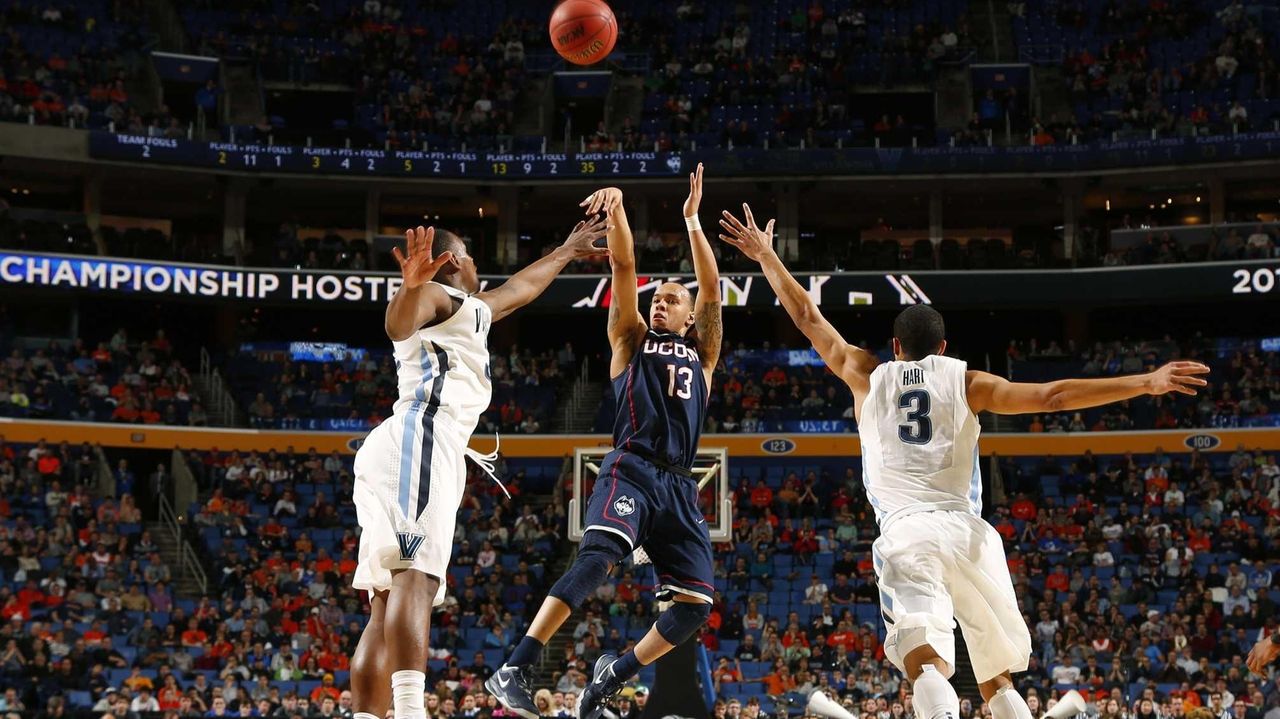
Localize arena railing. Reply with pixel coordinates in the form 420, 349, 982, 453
92, 444, 116, 499
1110, 220, 1280, 253
561, 360, 593, 432
198, 347, 242, 427
171, 448, 199, 528
157, 490, 209, 596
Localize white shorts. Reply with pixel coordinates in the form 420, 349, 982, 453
873, 510, 1031, 684
351, 410, 469, 606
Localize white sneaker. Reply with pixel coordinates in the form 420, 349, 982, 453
1047, 690, 1088, 719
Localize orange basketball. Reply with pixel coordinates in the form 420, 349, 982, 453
549, 0, 617, 66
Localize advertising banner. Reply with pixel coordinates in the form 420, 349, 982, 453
4, 251, 1277, 309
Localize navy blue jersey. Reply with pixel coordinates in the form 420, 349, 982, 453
612, 329, 708, 469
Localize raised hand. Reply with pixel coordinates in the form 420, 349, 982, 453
683, 162, 704, 218
718, 203, 777, 262
1246, 634, 1280, 674
579, 187, 624, 216
1146, 361, 1211, 396
392, 226, 453, 289
559, 215, 612, 260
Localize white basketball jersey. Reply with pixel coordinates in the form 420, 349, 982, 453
390, 283, 492, 436
857, 354, 982, 528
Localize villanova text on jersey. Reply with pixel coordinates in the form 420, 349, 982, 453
612, 330, 708, 470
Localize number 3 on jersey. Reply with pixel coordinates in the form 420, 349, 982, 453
666, 364, 693, 399
898, 389, 932, 444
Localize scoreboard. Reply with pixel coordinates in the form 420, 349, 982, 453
86, 130, 1280, 179
88, 133, 682, 180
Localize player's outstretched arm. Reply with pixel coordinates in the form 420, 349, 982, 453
965, 361, 1210, 415
583, 187, 646, 377
683, 163, 723, 375
719, 205, 877, 393
476, 215, 610, 323
385, 225, 457, 341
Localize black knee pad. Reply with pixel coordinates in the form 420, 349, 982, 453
655, 601, 710, 645
548, 531, 629, 608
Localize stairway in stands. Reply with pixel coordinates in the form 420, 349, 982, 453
144, 519, 207, 597
553, 360, 604, 433
533, 542, 579, 685
968, 0, 1015, 63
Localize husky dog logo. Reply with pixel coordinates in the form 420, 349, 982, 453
665, 154, 682, 173
613, 495, 636, 517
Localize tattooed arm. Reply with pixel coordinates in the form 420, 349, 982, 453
683, 163, 722, 384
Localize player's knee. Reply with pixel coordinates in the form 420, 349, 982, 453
978, 673, 1015, 704
548, 531, 628, 608
654, 600, 710, 646
903, 644, 952, 681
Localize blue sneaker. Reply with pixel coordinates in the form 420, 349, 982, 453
576, 654, 623, 719
485, 664, 539, 719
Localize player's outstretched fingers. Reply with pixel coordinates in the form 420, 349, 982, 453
575, 216, 608, 241
412, 226, 426, 256
589, 192, 606, 215
718, 233, 745, 249
1180, 361, 1211, 377
720, 210, 748, 235
420, 226, 435, 256
427, 251, 453, 273
588, 222, 612, 242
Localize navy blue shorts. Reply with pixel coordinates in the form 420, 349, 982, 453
583, 450, 715, 603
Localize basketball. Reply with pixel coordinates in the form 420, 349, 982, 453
549, 0, 617, 65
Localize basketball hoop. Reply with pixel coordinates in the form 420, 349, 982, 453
568, 447, 732, 544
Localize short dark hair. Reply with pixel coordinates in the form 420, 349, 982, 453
893, 305, 945, 360
432, 229, 465, 260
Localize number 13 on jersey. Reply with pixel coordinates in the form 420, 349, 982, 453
666, 364, 694, 399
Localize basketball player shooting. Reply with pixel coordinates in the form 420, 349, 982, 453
347, 217, 609, 719
488, 165, 722, 719
718, 205, 1210, 719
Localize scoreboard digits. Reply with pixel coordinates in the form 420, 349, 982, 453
88, 133, 675, 180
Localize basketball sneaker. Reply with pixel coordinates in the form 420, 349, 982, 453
1045, 690, 1089, 719
576, 654, 623, 719
485, 664, 539, 719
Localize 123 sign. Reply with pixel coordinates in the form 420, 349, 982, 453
762, 438, 796, 455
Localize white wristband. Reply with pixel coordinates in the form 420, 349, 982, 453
685, 215, 701, 232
